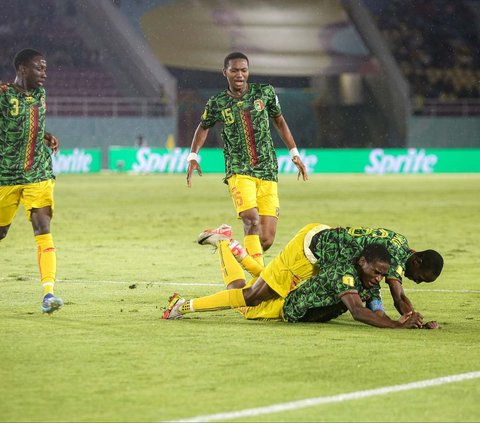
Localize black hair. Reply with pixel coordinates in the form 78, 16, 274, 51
418, 250, 444, 276
223, 52, 249, 69
361, 243, 391, 265
13, 48, 44, 70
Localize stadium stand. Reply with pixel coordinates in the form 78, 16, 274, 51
0, 0, 174, 117
0, 1, 115, 96
366, 0, 480, 115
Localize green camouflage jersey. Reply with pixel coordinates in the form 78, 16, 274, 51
200, 83, 282, 182
283, 229, 383, 323
0, 85, 54, 185
307, 226, 413, 283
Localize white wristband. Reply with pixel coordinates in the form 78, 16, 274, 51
187, 152, 198, 162
289, 148, 300, 159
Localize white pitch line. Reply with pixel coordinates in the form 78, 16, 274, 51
167, 371, 480, 423
1, 277, 480, 293
404, 288, 480, 293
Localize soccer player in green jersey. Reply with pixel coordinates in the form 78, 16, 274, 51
188, 223, 443, 316
163, 223, 442, 328
186, 51, 308, 274
0, 48, 63, 314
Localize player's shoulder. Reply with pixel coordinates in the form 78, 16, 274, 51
251, 82, 275, 92
35, 86, 46, 97
205, 89, 229, 108
208, 89, 229, 101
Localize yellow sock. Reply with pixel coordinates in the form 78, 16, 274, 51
190, 288, 246, 313
218, 240, 245, 288
240, 255, 264, 277
244, 234, 264, 267
35, 233, 56, 296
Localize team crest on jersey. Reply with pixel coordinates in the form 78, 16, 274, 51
342, 275, 355, 287
254, 99, 264, 112
396, 265, 404, 277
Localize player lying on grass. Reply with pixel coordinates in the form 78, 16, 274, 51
198, 223, 443, 315
163, 225, 436, 328
195, 222, 444, 317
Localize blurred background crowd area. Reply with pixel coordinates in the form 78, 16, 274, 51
368, 0, 480, 105
0, 0, 120, 97
0, 0, 479, 151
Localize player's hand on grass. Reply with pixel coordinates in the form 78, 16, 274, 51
422, 320, 441, 329
44, 132, 59, 155
292, 156, 308, 181
400, 311, 424, 329
186, 160, 202, 187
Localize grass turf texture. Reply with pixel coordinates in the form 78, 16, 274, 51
1, 173, 479, 422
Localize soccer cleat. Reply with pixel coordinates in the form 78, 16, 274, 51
197, 223, 232, 247
162, 293, 186, 320
41, 293, 64, 314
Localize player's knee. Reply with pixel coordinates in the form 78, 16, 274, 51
227, 280, 246, 289
241, 214, 260, 234
242, 281, 273, 306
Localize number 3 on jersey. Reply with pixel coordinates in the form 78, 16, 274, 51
221, 108, 234, 124
9, 98, 19, 116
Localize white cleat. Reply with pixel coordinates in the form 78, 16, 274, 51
197, 223, 232, 247
162, 293, 186, 320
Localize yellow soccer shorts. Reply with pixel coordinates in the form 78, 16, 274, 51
238, 223, 331, 320
227, 174, 279, 218
259, 223, 331, 299
237, 297, 286, 320
0, 180, 55, 225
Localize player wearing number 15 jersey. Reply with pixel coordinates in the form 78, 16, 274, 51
0, 48, 63, 314
186, 52, 308, 278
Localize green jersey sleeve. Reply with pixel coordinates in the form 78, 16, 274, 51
264, 84, 282, 118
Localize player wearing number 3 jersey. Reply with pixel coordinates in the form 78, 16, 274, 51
0, 48, 63, 314
186, 52, 308, 274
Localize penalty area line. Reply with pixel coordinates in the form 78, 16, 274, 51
168, 371, 480, 423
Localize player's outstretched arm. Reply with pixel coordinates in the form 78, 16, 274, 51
186, 124, 208, 187
272, 115, 308, 181
386, 278, 414, 315
341, 292, 424, 329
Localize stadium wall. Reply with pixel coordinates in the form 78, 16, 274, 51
407, 117, 480, 148
47, 117, 176, 168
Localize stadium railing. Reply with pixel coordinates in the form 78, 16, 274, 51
46, 97, 172, 117
414, 99, 480, 116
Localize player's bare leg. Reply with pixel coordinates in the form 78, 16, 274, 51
259, 215, 277, 251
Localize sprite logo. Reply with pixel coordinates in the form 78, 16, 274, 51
132, 147, 190, 173
365, 148, 438, 174
52, 149, 98, 174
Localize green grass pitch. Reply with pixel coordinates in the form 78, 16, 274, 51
1, 173, 479, 422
